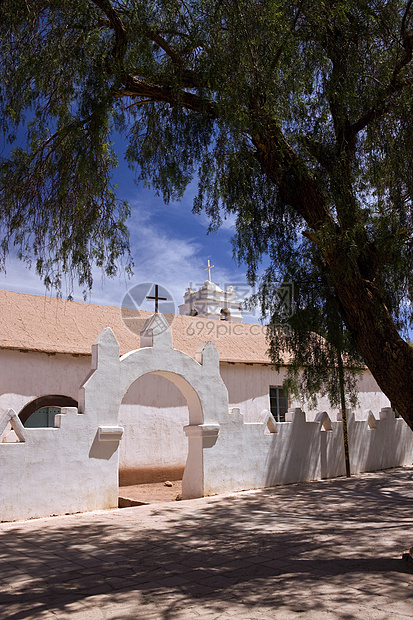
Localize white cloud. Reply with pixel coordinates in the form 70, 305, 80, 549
0, 204, 233, 307
0, 198, 261, 320
122, 201, 245, 313
0, 258, 52, 297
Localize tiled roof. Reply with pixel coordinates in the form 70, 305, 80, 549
0, 289, 272, 364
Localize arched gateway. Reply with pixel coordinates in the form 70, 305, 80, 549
79, 313, 228, 499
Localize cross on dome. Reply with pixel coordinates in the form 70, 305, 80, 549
204, 259, 215, 281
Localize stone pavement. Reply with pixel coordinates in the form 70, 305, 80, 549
1, 468, 412, 620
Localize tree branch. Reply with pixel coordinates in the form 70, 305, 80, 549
350, 7, 413, 136
90, 0, 128, 64
302, 135, 334, 173
148, 30, 185, 68
146, 29, 204, 89
252, 118, 337, 233
112, 76, 217, 118
401, 0, 413, 41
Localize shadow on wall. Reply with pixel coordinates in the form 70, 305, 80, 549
122, 374, 187, 407
350, 408, 413, 473
265, 409, 323, 487
264, 408, 413, 488
89, 430, 120, 460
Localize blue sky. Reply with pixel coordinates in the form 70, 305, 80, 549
0, 144, 260, 319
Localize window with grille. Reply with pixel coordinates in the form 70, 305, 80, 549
19, 395, 78, 427
269, 386, 288, 422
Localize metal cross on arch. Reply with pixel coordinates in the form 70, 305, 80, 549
146, 284, 167, 313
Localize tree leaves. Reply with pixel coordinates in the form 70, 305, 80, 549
2, 1, 413, 421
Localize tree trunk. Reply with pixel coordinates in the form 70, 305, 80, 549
337, 345, 351, 477
326, 245, 413, 431
254, 127, 413, 432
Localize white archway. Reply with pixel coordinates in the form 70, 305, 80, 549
118, 371, 194, 487
80, 314, 229, 498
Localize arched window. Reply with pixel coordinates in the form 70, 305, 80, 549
189, 308, 198, 316
18, 395, 78, 427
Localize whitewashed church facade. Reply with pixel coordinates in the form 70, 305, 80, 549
0, 279, 412, 522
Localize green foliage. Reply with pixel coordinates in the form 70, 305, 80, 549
1, 1, 413, 413
0, 0, 132, 292
264, 252, 365, 410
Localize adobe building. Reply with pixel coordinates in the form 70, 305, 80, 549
0, 279, 412, 522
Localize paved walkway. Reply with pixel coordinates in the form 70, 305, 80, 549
1, 468, 412, 620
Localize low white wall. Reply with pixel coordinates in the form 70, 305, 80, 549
0, 323, 410, 523
117, 363, 391, 485
0, 407, 121, 522
0, 350, 392, 490
0, 349, 90, 415
0, 350, 189, 486
201, 407, 413, 496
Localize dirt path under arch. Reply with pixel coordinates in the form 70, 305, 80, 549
119, 480, 183, 506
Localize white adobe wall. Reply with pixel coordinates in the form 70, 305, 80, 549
200, 407, 413, 496
220, 363, 286, 422
0, 349, 189, 485
220, 362, 390, 422
0, 407, 121, 522
0, 349, 394, 491
0, 318, 412, 523
0, 350, 389, 426
0, 349, 90, 414
296, 371, 391, 421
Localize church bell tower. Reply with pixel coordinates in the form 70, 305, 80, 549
178, 261, 243, 322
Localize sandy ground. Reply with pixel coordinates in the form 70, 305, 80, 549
118, 480, 183, 506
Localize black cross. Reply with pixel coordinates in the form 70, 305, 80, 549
146, 284, 167, 313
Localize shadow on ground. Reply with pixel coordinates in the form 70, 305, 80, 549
1, 468, 412, 620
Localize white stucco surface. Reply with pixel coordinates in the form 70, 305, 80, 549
0, 347, 392, 491
220, 361, 390, 422
0, 407, 121, 522
200, 406, 413, 496
0, 349, 90, 415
